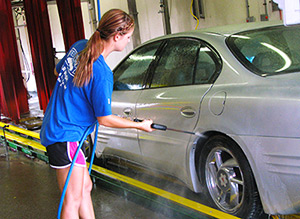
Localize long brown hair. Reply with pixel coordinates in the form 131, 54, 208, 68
73, 9, 134, 87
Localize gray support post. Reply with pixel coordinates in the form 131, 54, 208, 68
159, 0, 171, 35
127, 0, 141, 48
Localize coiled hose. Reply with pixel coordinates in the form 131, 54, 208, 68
57, 121, 99, 219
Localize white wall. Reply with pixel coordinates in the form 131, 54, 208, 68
136, 0, 165, 41
97, 0, 135, 69
169, 0, 195, 33
200, 0, 247, 27
167, 0, 281, 30
46, 0, 282, 69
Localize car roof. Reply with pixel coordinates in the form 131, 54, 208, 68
144, 20, 284, 44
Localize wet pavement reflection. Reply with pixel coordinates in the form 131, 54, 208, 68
0, 151, 205, 219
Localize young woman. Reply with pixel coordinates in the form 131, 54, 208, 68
40, 9, 153, 219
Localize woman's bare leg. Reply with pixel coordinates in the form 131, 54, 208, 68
56, 165, 95, 219
79, 167, 95, 219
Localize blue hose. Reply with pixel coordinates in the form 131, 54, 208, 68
57, 121, 99, 219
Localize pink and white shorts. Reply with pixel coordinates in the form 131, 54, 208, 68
46, 141, 86, 169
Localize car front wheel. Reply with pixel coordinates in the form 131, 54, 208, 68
199, 135, 264, 218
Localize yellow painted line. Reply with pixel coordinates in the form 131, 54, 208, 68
90, 164, 240, 219
0, 122, 40, 140
0, 129, 46, 152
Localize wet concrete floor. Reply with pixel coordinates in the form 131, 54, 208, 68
0, 150, 189, 219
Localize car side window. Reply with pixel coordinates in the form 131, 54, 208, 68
195, 45, 221, 84
150, 39, 200, 88
113, 41, 161, 90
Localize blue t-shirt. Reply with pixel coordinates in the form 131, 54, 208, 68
40, 39, 113, 146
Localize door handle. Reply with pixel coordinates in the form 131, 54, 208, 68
180, 107, 196, 118
123, 107, 133, 116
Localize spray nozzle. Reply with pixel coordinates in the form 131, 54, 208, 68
134, 118, 201, 136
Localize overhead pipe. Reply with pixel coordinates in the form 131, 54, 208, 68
246, 0, 250, 18
263, 0, 268, 15
245, 0, 255, 22
97, 0, 101, 21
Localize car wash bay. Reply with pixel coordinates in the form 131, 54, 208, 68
2, 0, 300, 219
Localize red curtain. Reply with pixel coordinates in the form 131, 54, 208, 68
24, 0, 57, 112
0, 0, 29, 123
56, 0, 85, 52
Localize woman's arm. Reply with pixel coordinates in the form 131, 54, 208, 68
97, 115, 154, 132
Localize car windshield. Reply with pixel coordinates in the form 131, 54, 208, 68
227, 24, 300, 76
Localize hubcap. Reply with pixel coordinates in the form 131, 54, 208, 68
216, 169, 230, 191
205, 146, 244, 213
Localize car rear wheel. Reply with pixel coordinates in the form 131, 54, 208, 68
199, 135, 264, 218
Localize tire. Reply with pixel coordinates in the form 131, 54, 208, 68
83, 134, 104, 166
199, 135, 264, 218
83, 134, 93, 162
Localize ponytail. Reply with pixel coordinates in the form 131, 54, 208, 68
73, 9, 134, 87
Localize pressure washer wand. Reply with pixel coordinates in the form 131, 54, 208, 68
134, 119, 198, 136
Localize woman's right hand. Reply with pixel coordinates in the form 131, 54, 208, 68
97, 115, 154, 132
136, 119, 154, 132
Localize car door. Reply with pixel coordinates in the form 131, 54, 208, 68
97, 41, 162, 161
136, 38, 222, 176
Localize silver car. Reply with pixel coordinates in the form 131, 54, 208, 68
94, 21, 300, 218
